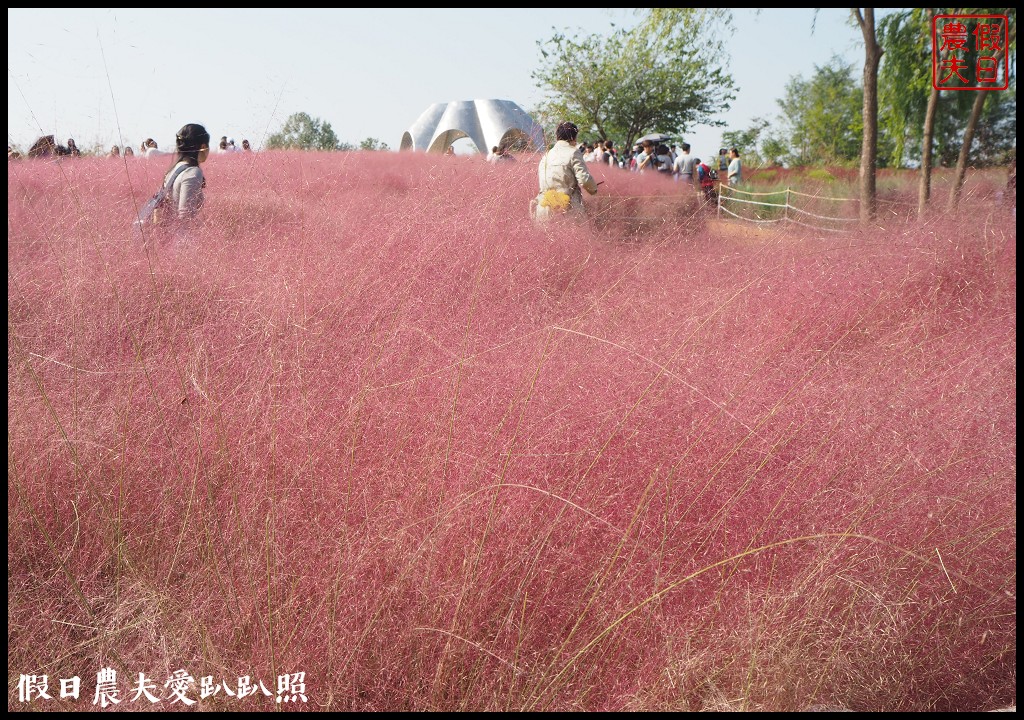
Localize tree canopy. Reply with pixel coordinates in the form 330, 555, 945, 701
358, 137, 390, 151
878, 8, 1016, 170
265, 112, 341, 151
723, 24, 1015, 170
774, 56, 864, 167
531, 8, 737, 148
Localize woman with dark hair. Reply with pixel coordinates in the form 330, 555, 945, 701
163, 123, 211, 221
531, 121, 599, 222
726, 147, 742, 187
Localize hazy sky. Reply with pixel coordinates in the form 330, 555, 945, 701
8, 8, 885, 159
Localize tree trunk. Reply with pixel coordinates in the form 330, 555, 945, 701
856, 8, 883, 224
918, 85, 941, 217
917, 9, 940, 218
947, 90, 988, 211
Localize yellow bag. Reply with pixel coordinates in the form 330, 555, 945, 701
539, 189, 571, 212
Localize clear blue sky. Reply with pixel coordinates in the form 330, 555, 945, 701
8, 8, 891, 160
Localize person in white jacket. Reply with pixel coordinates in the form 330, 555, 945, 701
143, 138, 169, 158
531, 121, 599, 222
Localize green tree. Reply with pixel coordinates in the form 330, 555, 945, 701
876, 8, 1016, 214
774, 56, 863, 166
265, 111, 341, 151
877, 8, 933, 170
923, 86, 1014, 170
358, 137, 390, 151
948, 8, 1016, 210
531, 8, 737, 149
874, 7, 942, 214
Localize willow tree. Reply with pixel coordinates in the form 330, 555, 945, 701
874, 7, 941, 216
877, 8, 1015, 215
948, 9, 1016, 211
531, 9, 737, 149
878, 8, 934, 170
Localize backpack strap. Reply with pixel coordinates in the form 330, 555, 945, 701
163, 161, 191, 193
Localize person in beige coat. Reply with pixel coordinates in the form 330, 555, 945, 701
531, 121, 599, 222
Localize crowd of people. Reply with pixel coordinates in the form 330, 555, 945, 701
11, 134, 81, 159
10, 133, 252, 160
213, 135, 251, 153
530, 127, 744, 224
573, 138, 742, 189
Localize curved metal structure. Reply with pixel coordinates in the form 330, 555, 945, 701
400, 99, 546, 155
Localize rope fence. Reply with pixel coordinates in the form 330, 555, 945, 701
717, 184, 914, 232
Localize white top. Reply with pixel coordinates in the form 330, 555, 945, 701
167, 161, 205, 219
728, 157, 742, 183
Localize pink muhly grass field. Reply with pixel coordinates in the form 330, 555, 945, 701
7, 150, 1016, 711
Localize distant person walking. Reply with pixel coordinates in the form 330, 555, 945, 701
673, 142, 695, 185
603, 140, 618, 168
530, 121, 599, 222
694, 158, 716, 203
727, 148, 742, 186
143, 138, 167, 158
655, 144, 673, 175
635, 140, 659, 173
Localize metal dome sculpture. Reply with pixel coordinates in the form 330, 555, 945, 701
400, 99, 546, 155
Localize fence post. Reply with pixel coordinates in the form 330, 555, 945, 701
785, 187, 790, 223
